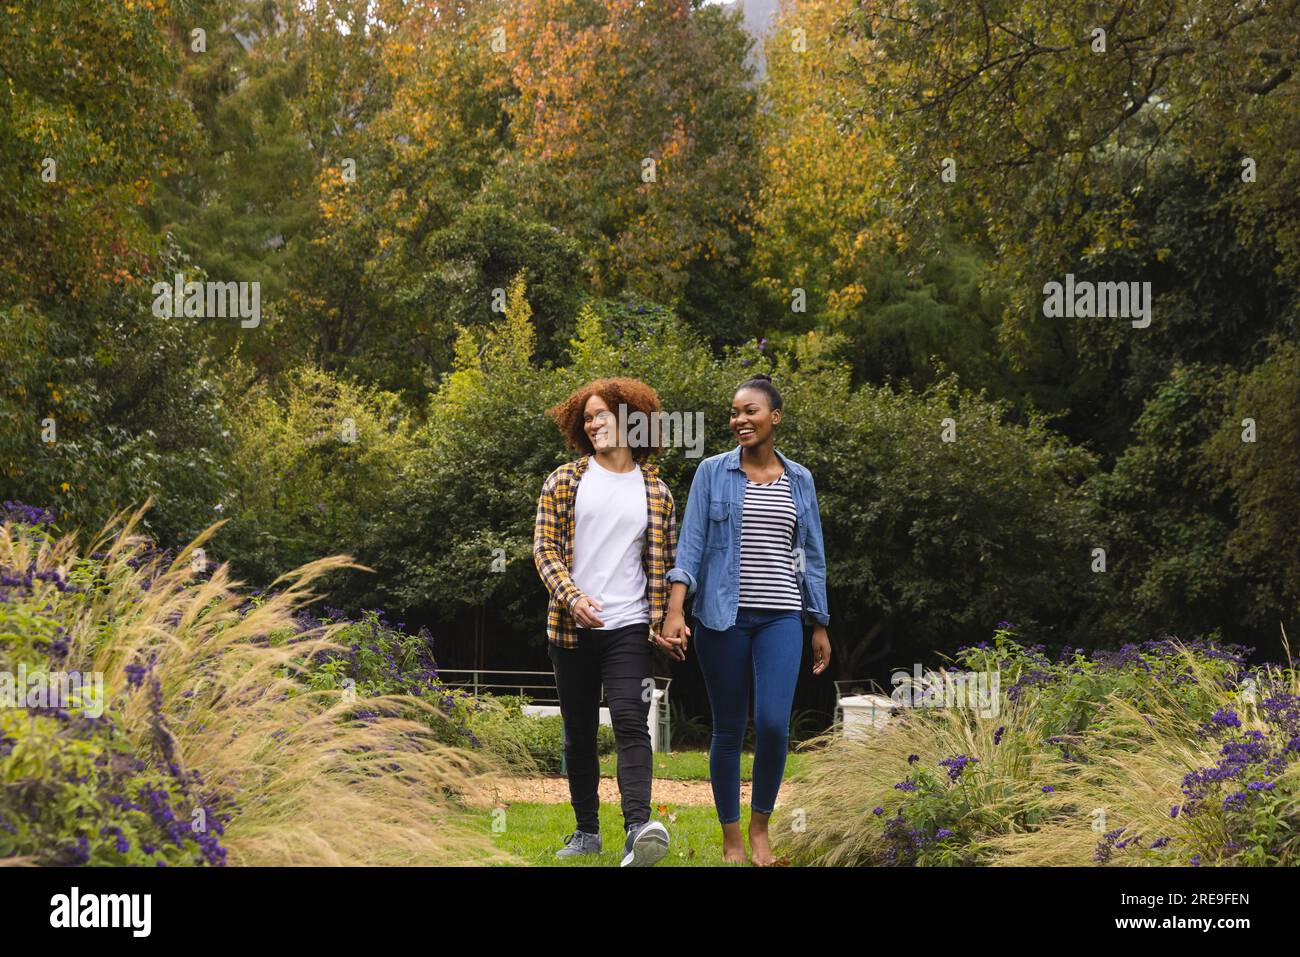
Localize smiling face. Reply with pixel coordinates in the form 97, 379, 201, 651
730, 387, 780, 448
583, 394, 618, 451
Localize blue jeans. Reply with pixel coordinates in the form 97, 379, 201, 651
693, 608, 803, 824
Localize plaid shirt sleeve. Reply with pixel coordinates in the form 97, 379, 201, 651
533, 468, 584, 615
643, 475, 676, 640
664, 484, 677, 579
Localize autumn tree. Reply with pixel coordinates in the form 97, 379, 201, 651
0, 0, 229, 539
496, 0, 760, 304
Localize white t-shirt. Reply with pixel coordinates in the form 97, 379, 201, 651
571, 457, 649, 630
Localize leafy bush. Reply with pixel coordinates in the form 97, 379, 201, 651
1207, 338, 1300, 613
0, 282, 230, 551
270, 607, 482, 752
465, 695, 615, 775
776, 347, 1099, 667
213, 364, 415, 593
669, 699, 712, 749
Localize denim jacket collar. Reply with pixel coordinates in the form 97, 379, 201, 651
721, 444, 803, 481
728, 447, 795, 478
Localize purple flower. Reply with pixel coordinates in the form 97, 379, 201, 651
100, 826, 130, 854
1221, 791, 1248, 812
1094, 827, 1125, 864
1211, 708, 1241, 729
125, 661, 149, 690
1, 501, 58, 527
65, 835, 91, 866
938, 754, 977, 782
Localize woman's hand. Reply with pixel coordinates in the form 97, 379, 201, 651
660, 608, 690, 660
572, 595, 605, 628
811, 625, 831, 675
651, 628, 685, 661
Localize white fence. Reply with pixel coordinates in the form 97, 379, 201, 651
439, 669, 674, 752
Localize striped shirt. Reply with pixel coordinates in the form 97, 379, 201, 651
737, 472, 802, 611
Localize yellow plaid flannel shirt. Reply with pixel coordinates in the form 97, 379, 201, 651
533, 455, 676, 648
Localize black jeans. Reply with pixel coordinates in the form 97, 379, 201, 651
548, 622, 654, 833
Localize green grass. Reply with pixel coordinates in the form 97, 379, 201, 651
597, 749, 808, 781
466, 801, 748, 866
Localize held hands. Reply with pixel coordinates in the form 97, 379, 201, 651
656, 609, 691, 662
572, 595, 687, 663
811, 625, 831, 675
650, 626, 685, 661
648, 609, 827, 671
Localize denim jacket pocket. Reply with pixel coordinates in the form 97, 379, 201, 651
707, 500, 729, 549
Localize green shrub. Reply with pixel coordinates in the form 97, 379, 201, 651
269, 607, 482, 751
214, 364, 414, 590
466, 695, 615, 775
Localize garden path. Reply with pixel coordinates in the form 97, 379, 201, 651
481, 775, 749, 806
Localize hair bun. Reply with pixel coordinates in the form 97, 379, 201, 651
750, 372, 772, 382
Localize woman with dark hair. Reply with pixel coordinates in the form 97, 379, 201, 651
662, 373, 831, 865
533, 377, 678, 866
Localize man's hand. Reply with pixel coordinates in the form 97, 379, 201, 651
572, 595, 605, 628
650, 627, 685, 661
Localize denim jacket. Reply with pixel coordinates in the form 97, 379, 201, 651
667, 446, 830, 631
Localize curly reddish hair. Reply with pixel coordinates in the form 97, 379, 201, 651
547, 378, 664, 461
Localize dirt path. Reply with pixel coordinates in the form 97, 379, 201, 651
480, 775, 746, 806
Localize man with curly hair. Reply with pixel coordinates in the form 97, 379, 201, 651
533, 377, 679, 866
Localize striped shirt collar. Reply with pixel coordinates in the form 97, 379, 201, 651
722, 444, 797, 477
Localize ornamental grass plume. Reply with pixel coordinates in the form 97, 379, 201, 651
995, 646, 1300, 867
1, 501, 511, 866
777, 630, 1300, 866
776, 686, 1073, 866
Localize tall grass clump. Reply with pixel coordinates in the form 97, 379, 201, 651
278, 607, 567, 776
0, 501, 509, 866
779, 626, 1300, 866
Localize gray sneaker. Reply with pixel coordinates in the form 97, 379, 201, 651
555, 829, 602, 859
620, 820, 670, 867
